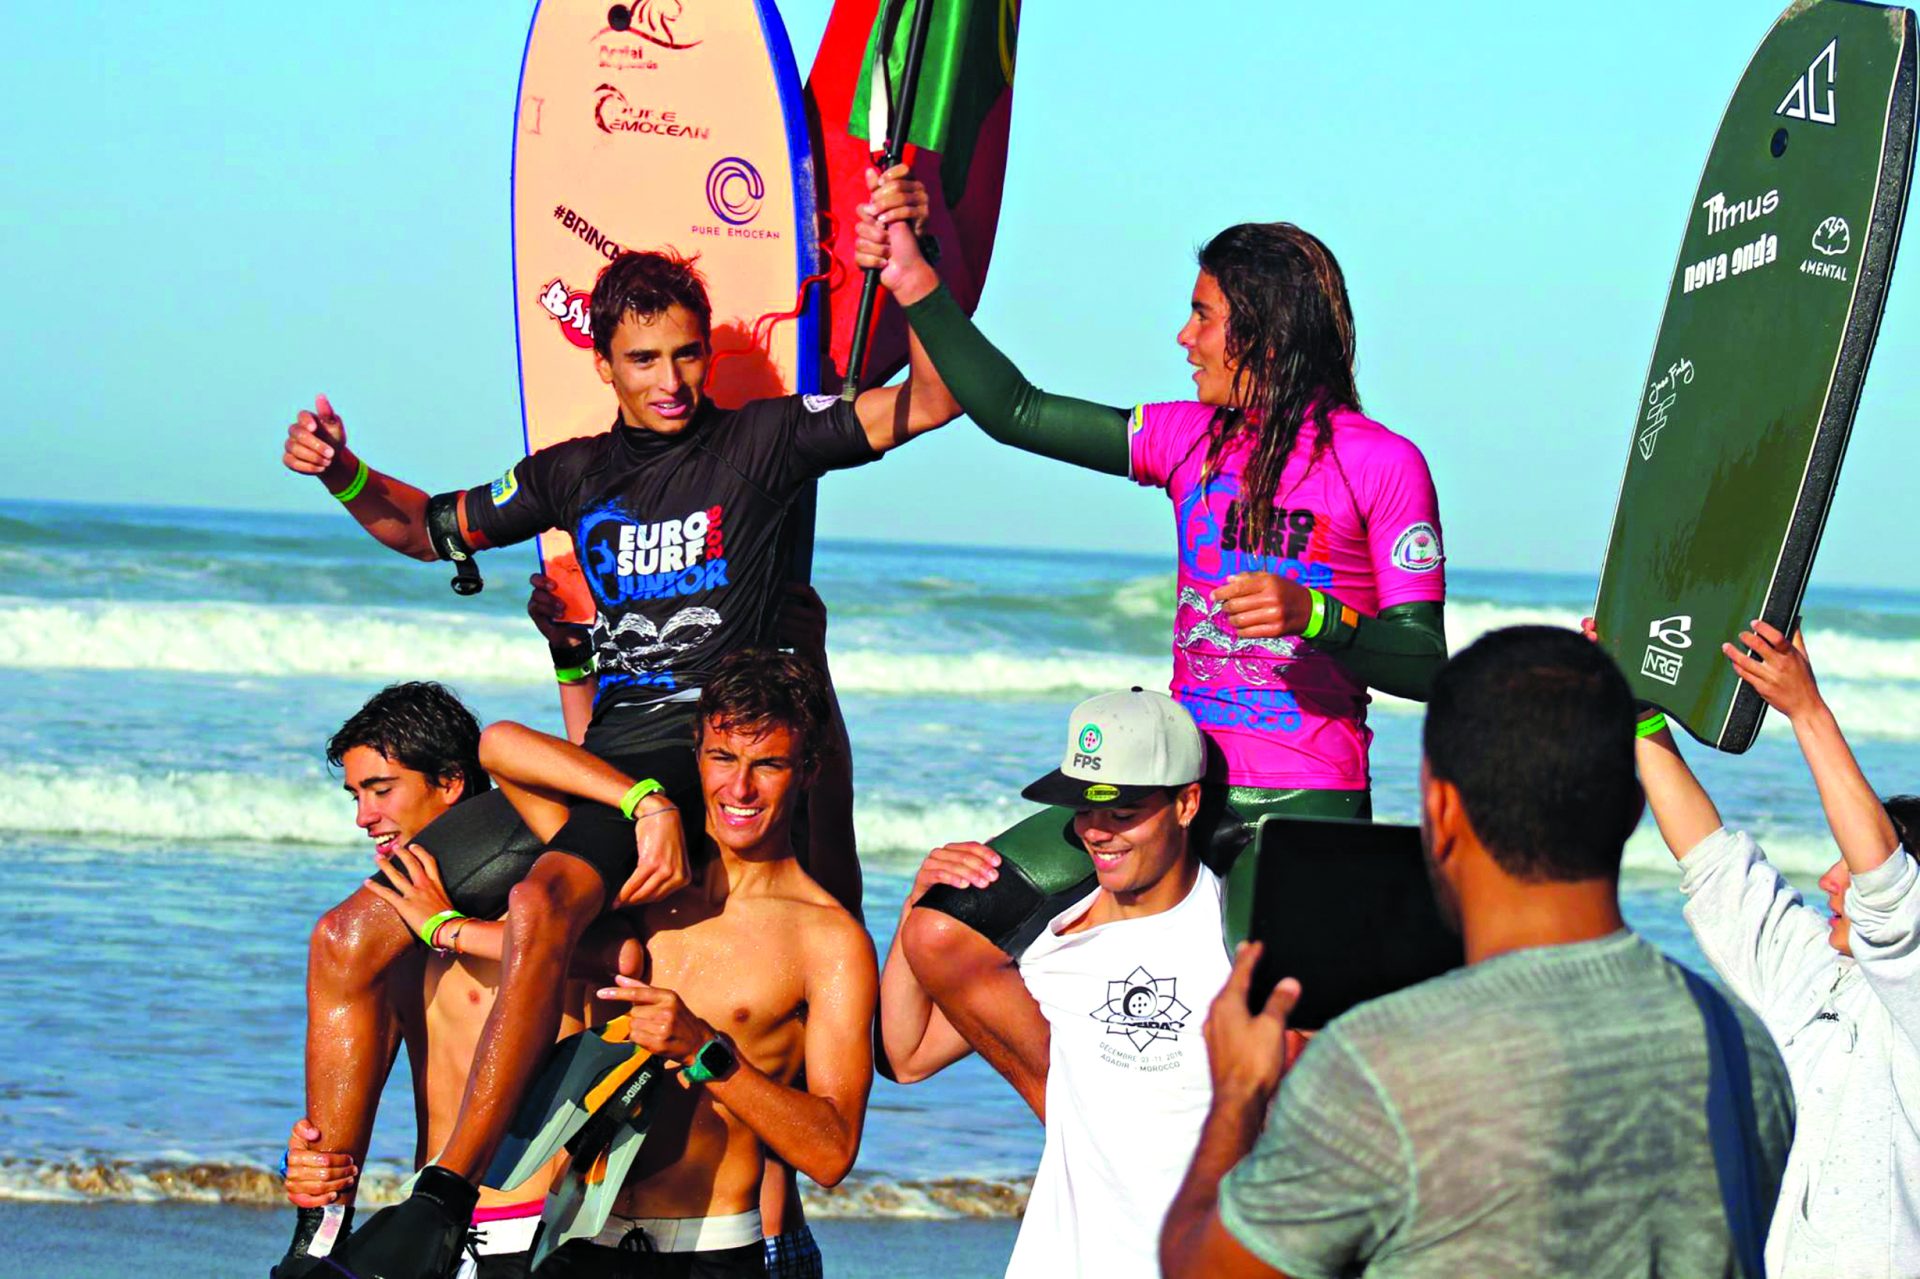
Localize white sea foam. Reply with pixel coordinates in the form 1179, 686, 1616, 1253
5, 595, 1918, 734
0, 763, 349, 845
0, 759, 1033, 856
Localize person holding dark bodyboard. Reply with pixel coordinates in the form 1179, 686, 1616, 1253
1593, 0, 1915, 752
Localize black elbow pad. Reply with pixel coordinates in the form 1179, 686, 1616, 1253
426, 492, 484, 597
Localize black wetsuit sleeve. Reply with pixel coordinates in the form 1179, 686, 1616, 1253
780, 394, 881, 484
1314, 598, 1447, 701
903, 284, 1131, 478
461, 442, 581, 549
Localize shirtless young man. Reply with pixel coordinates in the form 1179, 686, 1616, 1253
375, 648, 875, 1276
279, 682, 630, 1277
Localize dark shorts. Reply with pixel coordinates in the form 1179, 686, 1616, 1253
532, 1239, 765, 1277
401, 701, 702, 918
916, 784, 1372, 955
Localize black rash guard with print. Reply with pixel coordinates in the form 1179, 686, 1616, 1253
462, 394, 876, 736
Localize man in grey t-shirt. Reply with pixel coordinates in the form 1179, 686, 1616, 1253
1160, 626, 1795, 1279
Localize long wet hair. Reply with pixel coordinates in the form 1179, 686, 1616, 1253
1198, 223, 1360, 558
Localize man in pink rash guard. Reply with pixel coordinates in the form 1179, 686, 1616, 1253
1139, 398, 1445, 792
844, 210, 1449, 1097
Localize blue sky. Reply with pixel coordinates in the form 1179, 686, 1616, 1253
3, 1, 1916, 587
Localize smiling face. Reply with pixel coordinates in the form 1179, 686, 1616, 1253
1176, 270, 1242, 407
593, 305, 711, 435
696, 717, 809, 858
1072, 785, 1199, 905
340, 745, 464, 859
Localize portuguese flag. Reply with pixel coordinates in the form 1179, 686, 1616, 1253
806, 0, 1021, 386
849, 0, 1019, 211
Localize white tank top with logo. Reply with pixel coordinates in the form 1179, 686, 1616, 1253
1006, 865, 1231, 1279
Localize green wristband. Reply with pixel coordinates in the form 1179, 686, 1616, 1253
619, 778, 666, 820
1302, 588, 1329, 640
1636, 713, 1669, 739
330, 457, 370, 503
418, 908, 465, 949
554, 658, 596, 684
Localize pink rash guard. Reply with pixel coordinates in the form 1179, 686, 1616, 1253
1129, 401, 1445, 790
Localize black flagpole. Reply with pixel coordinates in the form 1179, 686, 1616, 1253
839, 0, 937, 400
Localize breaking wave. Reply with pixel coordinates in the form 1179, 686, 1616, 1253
0, 1157, 1030, 1217
0, 761, 1031, 857
6, 594, 1919, 734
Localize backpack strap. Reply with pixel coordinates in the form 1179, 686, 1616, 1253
1681, 966, 1771, 1278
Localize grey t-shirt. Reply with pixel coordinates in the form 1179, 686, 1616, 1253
1219, 931, 1793, 1278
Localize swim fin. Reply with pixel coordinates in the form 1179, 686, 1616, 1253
483, 1016, 643, 1192
529, 1055, 665, 1269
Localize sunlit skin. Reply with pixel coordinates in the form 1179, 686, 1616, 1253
696, 720, 811, 859
593, 304, 712, 436
339, 744, 463, 860
1070, 784, 1203, 922
1176, 271, 1244, 408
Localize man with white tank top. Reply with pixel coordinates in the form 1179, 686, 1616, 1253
879, 688, 1231, 1277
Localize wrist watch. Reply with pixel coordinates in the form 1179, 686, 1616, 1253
683, 1035, 737, 1084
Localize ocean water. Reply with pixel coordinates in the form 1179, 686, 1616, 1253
2, 497, 1915, 1217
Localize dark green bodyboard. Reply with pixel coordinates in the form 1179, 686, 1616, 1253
1594, 0, 1915, 752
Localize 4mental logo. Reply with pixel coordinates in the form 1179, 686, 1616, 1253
1813, 215, 1852, 257
1092, 966, 1191, 1052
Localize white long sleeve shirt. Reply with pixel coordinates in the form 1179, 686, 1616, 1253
1679, 827, 1920, 1278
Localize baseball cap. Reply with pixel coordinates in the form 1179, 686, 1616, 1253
1021, 688, 1205, 808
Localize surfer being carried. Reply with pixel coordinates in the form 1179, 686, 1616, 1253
275, 172, 951, 1278
385, 648, 874, 1275
276, 678, 665, 1277
857, 202, 1448, 1070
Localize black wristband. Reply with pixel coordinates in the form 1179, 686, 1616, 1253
425, 492, 484, 597
548, 633, 593, 669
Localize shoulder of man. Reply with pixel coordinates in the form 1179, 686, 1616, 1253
789, 889, 876, 964
730, 392, 853, 425
1309, 961, 1491, 1065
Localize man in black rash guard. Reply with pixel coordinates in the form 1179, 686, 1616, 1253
274, 174, 956, 1279
852, 202, 1447, 1092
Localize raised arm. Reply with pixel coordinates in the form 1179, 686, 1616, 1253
1634, 720, 1727, 859
878, 844, 1009, 1083
859, 181, 1131, 476
1730, 620, 1900, 875
847, 166, 962, 454
280, 394, 493, 560
1575, 616, 1724, 858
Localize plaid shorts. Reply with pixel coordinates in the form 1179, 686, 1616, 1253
761, 1224, 822, 1279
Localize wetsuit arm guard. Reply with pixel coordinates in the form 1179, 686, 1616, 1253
425, 492, 483, 596
903, 284, 1131, 478
1312, 598, 1446, 701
